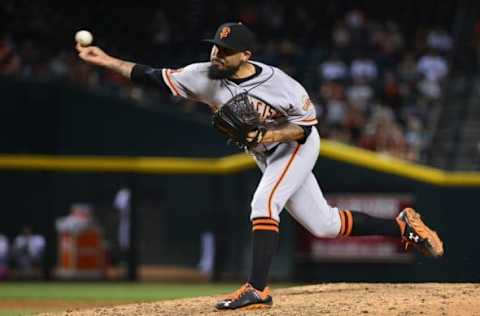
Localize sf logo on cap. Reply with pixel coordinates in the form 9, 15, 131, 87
220, 26, 231, 39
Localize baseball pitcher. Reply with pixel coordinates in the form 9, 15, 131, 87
76, 22, 444, 311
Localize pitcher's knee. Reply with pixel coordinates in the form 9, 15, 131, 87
251, 197, 280, 221
250, 198, 264, 216
250, 208, 280, 222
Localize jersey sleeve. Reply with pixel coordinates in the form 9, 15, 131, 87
161, 63, 209, 101
131, 63, 209, 101
282, 77, 318, 126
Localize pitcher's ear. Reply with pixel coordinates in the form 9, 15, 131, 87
242, 50, 252, 62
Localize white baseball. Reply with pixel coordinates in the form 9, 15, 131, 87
75, 30, 93, 46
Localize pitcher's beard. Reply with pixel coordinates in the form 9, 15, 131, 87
208, 63, 240, 79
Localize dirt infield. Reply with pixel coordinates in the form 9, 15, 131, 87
40, 283, 480, 316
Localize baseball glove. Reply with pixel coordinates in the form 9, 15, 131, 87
212, 93, 267, 149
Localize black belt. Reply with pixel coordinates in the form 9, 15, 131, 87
251, 144, 280, 159
265, 144, 280, 156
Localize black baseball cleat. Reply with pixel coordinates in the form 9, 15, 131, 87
215, 283, 273, 310
396, 208, 444, 257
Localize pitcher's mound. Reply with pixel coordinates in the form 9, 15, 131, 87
43, 283, 480, 316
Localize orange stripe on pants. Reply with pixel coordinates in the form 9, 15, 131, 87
252, 225, 279, 233
267, 144, 301, 218
252, 219, 279, 226
344, 210, 353, 237
338, 210, 346, 236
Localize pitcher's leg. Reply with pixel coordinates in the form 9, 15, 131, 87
251, 130, 320, 222
285, 173, 341, 237
286, 174, 444, 257
248, 142, 310, 291
247, 131, 319, 293
341, 208, 443, 257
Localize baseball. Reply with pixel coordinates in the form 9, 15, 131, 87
75, 30, 93, 46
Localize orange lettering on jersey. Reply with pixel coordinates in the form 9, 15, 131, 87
303, 95, 313, 111
247, 95, 281, 122
219, 26, 231, 39
267, 107, 275, 118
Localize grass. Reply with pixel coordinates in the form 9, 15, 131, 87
0, 282, 240, 301
0, 312, 35, 316
0, 282, 295, 315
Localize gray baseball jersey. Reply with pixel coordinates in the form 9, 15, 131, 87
155, 61, 341, 236
162, 61, 317, 153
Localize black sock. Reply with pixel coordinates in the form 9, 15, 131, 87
347, 210, 400, 236
247, 218, 279, 291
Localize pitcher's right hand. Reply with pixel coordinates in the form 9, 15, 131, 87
76, 43, 114, 68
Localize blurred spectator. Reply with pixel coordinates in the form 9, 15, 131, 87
371, 21, 404, 71
427, 27, 453, 52
404, 116, 426, 161
417, 77, 443, 101
197, 231, 215, 277
416, 49, 448, 82
113, 188, 131, 257
345, 9, 365, 29
0, 37, 21, 76
0, 234, 8, 280
18, 40, 41, 78
359, 106, 408, 159
350, 53, 378, 82
259, 1, 285, 37
320, 80, 347, 129
56, 203, 95, 233
344, 102, 367, 143
0, 2, 462, 162
416, 49, 448, 105
398, 53, 417, 83
345, 9, 369, 53
150, 10, 171, 46
12, 226, 45, 274
277, 39, 299, 76
48, 51, 70, 80
332, 20, 351, 51
381, 71, 403, 116
55, 203, 107, 278
319, 52, 348, 82
326, 98, 347, 129
346, 77, 373, 111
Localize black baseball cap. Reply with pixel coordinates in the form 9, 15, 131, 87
204, 22, 255, 52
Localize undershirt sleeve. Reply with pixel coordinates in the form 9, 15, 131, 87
130, 64, 169, 93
